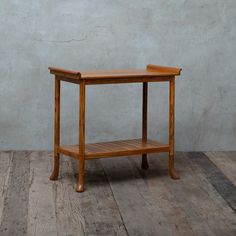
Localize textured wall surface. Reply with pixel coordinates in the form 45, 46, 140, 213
0, 0, 235, 151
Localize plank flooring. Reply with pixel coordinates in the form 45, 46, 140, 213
0, 151, 235, 236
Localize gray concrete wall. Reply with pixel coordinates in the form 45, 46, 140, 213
0, 0, 236, 151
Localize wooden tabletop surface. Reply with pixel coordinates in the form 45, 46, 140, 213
78, 69, 179, 79
48, 64, 182, 82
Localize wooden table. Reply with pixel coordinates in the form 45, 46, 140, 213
48, 64, 182, 192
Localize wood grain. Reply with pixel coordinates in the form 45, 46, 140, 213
0, 151, 30, 236
169, 78, 180, 179
141, 82, 149, 169
0, 151, 236, 235
48, 67, 81, 79
181, 152, 236, 235
146, 152, 236, 236
49, 67, 181, 79
52, 157, 85, 236
50, 78, 60, 181
48, 64, 181, 85
71, 158, 128, 235
147, 64, 182, 75
49, 64, 182, 192
101, 157, 173, 236
131, 156, 196, 236
77, 80, 86, 192
59, 139, 169, 159
205, 151, 236, 185
0, 152, 12, 224
187, 152, 236, 213
27, 152, 57, 236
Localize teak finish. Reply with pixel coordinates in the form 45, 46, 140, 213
49, 64, 182, 192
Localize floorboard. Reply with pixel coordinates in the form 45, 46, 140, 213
27, 151, 57, 236
187, 152, 236, 213
0, 151, 235, 236
205, 151, 236, 186
0, 152, 12, 225
52, 157, 85, 236
0, 151, 30, 236
101, 157, 172, 236
131, 156, 196, 236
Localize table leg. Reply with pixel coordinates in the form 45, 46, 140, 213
50, 78, 60, 180
77, 81, 86, 192
141, 82, 149, 169
169, 78, 180, 179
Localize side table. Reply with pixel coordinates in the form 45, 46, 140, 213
48, 64, 182, 192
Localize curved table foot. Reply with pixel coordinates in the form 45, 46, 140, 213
141, 154, 149, 169
76, 183, 84, 192
169, 167, 180, 179
169, 154, 180, 179
49, 154, 60, 180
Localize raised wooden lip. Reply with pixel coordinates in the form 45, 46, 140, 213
48, 66, 81, 79
147, 64, 182, 75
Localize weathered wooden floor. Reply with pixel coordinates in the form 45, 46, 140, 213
0, 151, 235, 236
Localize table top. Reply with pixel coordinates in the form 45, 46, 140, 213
49, 64, 182, 84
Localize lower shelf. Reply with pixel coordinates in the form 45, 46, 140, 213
58, 138, 169, 159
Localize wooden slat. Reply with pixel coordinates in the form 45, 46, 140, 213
59, 139, 169, 159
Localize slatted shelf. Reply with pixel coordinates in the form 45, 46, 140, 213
59, 139, 169, 160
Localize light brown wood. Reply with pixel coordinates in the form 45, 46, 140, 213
49, 68, 180, 79
48, 66, 181, 85
49, 64, 182, 192
49, 67, 81, 79
59, 139, 169, 159
141, 82, 149, 169
147, 64, 182, 75
50, 78, 60, 181
169, 79, 180, 179
84, 76, 173, 85
77, 80, 86, 192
